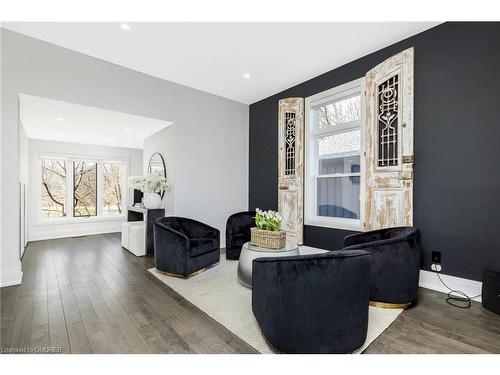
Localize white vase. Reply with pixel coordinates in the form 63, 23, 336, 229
144, 192, 162, 209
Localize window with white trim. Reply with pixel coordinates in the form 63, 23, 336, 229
40, 155, 126, 220
305, 78, 365, 231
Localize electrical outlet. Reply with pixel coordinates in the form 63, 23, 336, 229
431, 251, 442, 272
431, 263, 442, 272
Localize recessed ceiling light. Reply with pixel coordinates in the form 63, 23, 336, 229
108, 139, 115, 143
123, 128, 132, 132
57, 118, 65, 122
55, 133, 61, 137
243, 73, 251, 79
120, 23, 131, 31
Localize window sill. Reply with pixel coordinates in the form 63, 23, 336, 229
35, 215, 126, 226
305, 217, 363, 232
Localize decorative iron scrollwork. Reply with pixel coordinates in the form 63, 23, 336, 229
284, 112, 296, 175
377, 75, 399, 167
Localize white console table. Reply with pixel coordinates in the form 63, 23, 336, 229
126, 206, 164, 256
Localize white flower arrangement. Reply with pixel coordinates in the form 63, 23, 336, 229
255, 208, 282, 231
128, 171, 168, 194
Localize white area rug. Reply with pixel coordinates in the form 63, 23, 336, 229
148, 246, 403, 354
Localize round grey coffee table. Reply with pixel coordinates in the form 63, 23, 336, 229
237, 241, 299, 288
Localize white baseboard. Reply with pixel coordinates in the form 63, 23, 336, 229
0, 266, 23, 288
419, 270, 482, 303
29, 220, 123, 241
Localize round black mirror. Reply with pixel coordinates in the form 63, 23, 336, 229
148, 152, 166, 199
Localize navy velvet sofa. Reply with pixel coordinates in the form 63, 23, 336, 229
252, 250, 371, 353
153, 217, 220, 277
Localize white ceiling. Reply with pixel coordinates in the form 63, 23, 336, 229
19, 94, 171, 149
4, 22, 440, 104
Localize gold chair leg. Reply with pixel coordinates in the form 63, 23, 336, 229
163, 267, 207, 279
369, 301, 411, 309
188, 268, 207, 277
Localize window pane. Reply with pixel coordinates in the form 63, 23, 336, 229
318, 95, 360, 128
318, 130, 360, 174
103, 163, 123, 216
73, 162, 97, 217
41, 160, 67, 218
319, 155, 360, 175
317, 177, 360, 219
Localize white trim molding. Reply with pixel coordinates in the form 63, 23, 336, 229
0, 264, 23, 288
29, 218, 124, 242
419, 270, 482, 303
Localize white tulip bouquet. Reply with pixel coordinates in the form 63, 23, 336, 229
255, 208, 282, 231
128, 171, 168, 194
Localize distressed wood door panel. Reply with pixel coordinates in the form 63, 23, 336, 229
279, 190, 299, 233
364, 47, 414, 231
278, 98, 304, 244
371, 189, 404, 229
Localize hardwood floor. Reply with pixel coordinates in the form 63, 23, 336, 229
364, 288, 500, 354
1, 233, 256, 354
1, 233, 499, 354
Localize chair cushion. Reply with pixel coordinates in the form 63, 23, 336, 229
190, 237, 218, 257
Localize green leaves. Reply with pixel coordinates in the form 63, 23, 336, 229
255, 208, 282, 231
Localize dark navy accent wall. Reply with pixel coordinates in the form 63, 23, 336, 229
248, 22, 500, 281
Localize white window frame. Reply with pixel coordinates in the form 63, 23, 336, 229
37, 152, 128, 224
305, 77, 366, 231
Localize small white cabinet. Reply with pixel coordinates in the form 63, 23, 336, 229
121, 221, 146, 256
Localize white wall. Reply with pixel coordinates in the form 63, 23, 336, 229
19, 123, 29, 184
143, 108, 249, 248
1, 29, 248, 287
19, 122, 29, 257
27, 139, 143, 241
143, 124, 176, 215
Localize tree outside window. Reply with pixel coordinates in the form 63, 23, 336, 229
41, 160, 67, 218
103, 163, 123, 215
73, 162, 97, 217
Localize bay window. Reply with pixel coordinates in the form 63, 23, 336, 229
305, 78, 365, 230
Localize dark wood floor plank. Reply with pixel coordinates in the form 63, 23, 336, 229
1, 286, 20, 348
30, 300, 49, 350
98, 269, 195, 353
51, 247, 92, 353
9, 294, 34, 349
48, 309, 71, 353
32, 249, 47, 306
92, 275, 153, 353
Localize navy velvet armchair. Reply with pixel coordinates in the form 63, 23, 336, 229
154, 217, 220, 277
225, 211, 256, 260
343, 226, 421, 307
252, 250, 371, 353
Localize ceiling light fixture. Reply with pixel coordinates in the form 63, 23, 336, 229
120, 23, 131, 31
123, 128, 132, 132
108, 139, 115, 143
55, 133, 61, 137
57, 118, 65, 122
243, 73, 251, 79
